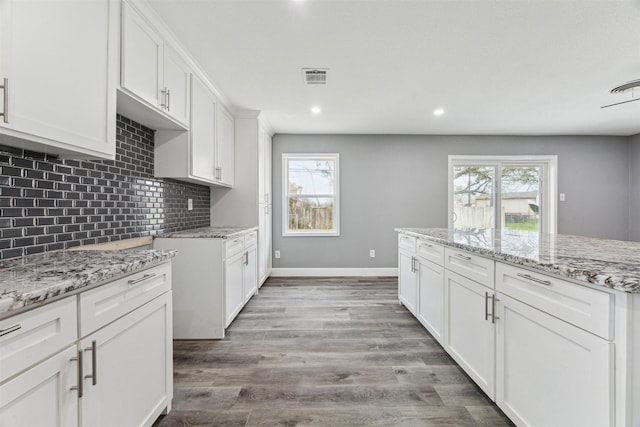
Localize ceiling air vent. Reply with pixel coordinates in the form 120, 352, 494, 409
601, 78, 640, 108
302, 68, 328, 85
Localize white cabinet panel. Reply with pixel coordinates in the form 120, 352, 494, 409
217, 104, 235, 186
444, 270, 495, 399
190, 74, 216, 182
0, 297, 77, 384
0, 345, 79, 427
244, 243, 258, 303
225, 251, 245, 328
496, 293, 613, 427
399, 248, 418, 316
496, 262, 613, 340
121, 1, 162, 108
0, 0, 117, 159
80, 292, 172, 427
162, 45, 190, 125
445, 247, 494, 288
417, 256, 444, 344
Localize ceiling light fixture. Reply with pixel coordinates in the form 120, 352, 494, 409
433, 108, 445, 117
311, 106, 321, 114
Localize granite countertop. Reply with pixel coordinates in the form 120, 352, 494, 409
396, 227, 640, 293
0, 249, 176, 318
158, 226, 258, 239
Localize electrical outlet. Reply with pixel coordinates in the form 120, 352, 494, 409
369, 249, 375, 258
187, 198, 193, 211
275, 250, 280, 259
559, 193, 566, 202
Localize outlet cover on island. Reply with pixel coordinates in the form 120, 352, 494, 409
275, 250, 280, 259
187, 198, 193, 210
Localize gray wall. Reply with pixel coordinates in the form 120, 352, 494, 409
272, 134, 630, 269
630, 134, 640, 241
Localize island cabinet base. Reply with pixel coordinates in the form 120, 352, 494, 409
396, 230, 640, 427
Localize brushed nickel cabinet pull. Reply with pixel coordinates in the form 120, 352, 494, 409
491, 295, 499, 324
0, 323, 21, 337
244, 251, 249, 266
70, 350, 83, 398
160, 87, 168, 110
84, 340, 97, 385
127, 273, 157, 286
166, 88, 170, 112
1, 78, 7, 123
517, 273, 551, 286
455, 253, 472, 261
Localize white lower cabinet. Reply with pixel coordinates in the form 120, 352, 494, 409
0, 345, 79, 427
496, 293, 613, 427
79, 291, 172, 427
398, 235, 418, 316
225, 248, 245, 328
417, 256, 444, 344
444, 270, 496, 399
244, 241, 258, 302
0, 262, 173, 427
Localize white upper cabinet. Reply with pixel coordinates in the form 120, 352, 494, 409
216, 104, 235, 186
190, 74, 217, 182
0, 0, 117, 159
120, 1, 189, 129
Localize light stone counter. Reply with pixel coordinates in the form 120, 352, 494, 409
0, 249, 176, 318
396, 227, 640, 293
159, 226, 258, 239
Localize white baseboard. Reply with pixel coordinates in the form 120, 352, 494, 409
270, 268, 398, 277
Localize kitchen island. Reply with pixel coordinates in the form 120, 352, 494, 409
0, 248, 176, 427
396, 227, 640, 427
154, 226, 258, 339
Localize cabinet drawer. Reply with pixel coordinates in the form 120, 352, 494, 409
496, 263, 612, 339
225, 237, 244, 258
79, 262, 171, 337
398, 234, 416, 252
0, 297, 77, 383
417, 240, 444, 265
445, 248, 494, 289
244, 231, 257, 247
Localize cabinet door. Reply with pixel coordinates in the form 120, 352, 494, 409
444, 270, 495, 399
217, 104, 235, 186
225, 251, 245, 327
398, 248, 418, 316
0, 345, 78, 427
258, 204, 272, 286
80, 292, 172, 427
258, 126, 272, 205
496, 293, 613, 427
0, 0, 116, 158
121, 2, 162, 108
417, 257, 445, 344
243, 245, 258, 302
190, 75, 216, 182
162, 45, 190, 126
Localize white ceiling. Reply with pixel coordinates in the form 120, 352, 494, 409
147, 0, 640, 136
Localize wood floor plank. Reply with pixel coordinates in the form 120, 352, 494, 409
153, 277, 513, 427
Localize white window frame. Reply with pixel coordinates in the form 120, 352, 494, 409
282, 153, 340, 237
448, 155, 558, 234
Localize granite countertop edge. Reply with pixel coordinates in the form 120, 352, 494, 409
157, 226, 258, 239
395, 228, 640, 294
0, 249, 177, 319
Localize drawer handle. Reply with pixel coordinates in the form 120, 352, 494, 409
0, 78, 7, 123
84, 340, 97, 386
517, 273, 552, 286
127, 273, 157, 286
454, 253, 472, 261
0, 323, 21, 337
70, 350, 83, 398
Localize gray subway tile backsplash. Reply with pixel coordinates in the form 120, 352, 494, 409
0, 114, 210, 260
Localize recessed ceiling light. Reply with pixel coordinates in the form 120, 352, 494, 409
311, 106, 321, 114
434, 108, 445, 117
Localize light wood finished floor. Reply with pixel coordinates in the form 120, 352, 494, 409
153, 277, 514, 426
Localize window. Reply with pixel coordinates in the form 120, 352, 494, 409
448, 155, 557, 234
282, 153, 340, 236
